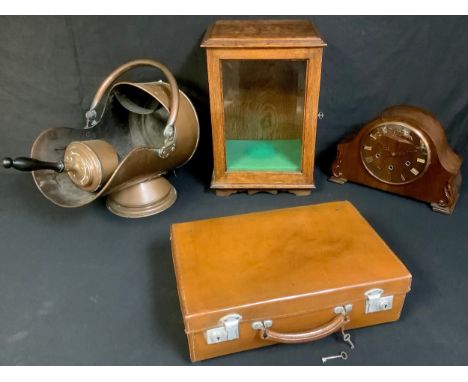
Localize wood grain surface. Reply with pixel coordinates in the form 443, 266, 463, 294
201, 19, 327, 48
223, 60, 305, 140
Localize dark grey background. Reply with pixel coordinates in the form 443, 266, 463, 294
0, 16, 467, 365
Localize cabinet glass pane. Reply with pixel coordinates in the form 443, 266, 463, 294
222, 59, 306, 172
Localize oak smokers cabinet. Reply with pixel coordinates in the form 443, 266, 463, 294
201, 20, 326, 196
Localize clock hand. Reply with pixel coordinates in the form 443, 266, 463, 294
392, 150, 419, 156
377, 149, 420, 158
392, 137, 414, 145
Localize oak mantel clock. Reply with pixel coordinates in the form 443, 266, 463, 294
330, 105, 463, 214
201, 20, 326, 196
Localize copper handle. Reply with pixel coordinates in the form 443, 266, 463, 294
257, 314, 349, 344
86, 59, 180, 129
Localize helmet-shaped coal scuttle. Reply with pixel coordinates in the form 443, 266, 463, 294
3, 59, 199, 218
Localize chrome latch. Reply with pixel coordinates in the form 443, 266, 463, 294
365, 288, 394, 314
251, 319, 273, 330
205, 314, 242, 345
333, 304, 353, 315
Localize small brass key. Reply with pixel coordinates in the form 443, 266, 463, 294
341, 327, 355, 349
321, 351, 348, 364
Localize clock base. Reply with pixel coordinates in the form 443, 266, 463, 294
431, 194, 460, 215
328, 175, 348, 185
431, 202, 453, 215
430, 173, 462, 215
329, 105, 463, 216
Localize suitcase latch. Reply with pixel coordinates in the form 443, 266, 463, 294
205, 314, 242, 344
365, 288, 394, 313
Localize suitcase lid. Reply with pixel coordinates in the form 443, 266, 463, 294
171, 201, 412, 334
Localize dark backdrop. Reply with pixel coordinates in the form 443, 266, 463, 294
0, 16, 467, 365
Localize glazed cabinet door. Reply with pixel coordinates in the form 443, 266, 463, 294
222, 59, 306, 173
207, 48, 323, 189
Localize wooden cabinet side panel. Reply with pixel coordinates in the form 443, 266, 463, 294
301, 48, 323, 184
206, 49, 227, 181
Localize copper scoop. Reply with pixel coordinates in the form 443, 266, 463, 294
3, 139, 118, 192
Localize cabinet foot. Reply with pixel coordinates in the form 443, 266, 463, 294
214, 189, 238, 197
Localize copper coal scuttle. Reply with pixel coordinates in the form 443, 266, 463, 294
3, 59, 199, 218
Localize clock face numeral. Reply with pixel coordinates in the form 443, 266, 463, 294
360, 123, 430, 185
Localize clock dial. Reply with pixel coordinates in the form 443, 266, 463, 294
360, 123, 430, 185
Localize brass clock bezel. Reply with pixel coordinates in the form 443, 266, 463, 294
359, 121, 431, 186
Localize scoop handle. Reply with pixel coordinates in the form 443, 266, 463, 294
2, 157, 64, 172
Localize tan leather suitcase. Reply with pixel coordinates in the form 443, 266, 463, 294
170, 201, 412, 362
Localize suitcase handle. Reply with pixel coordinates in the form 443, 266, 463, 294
254, 313, 350, 344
